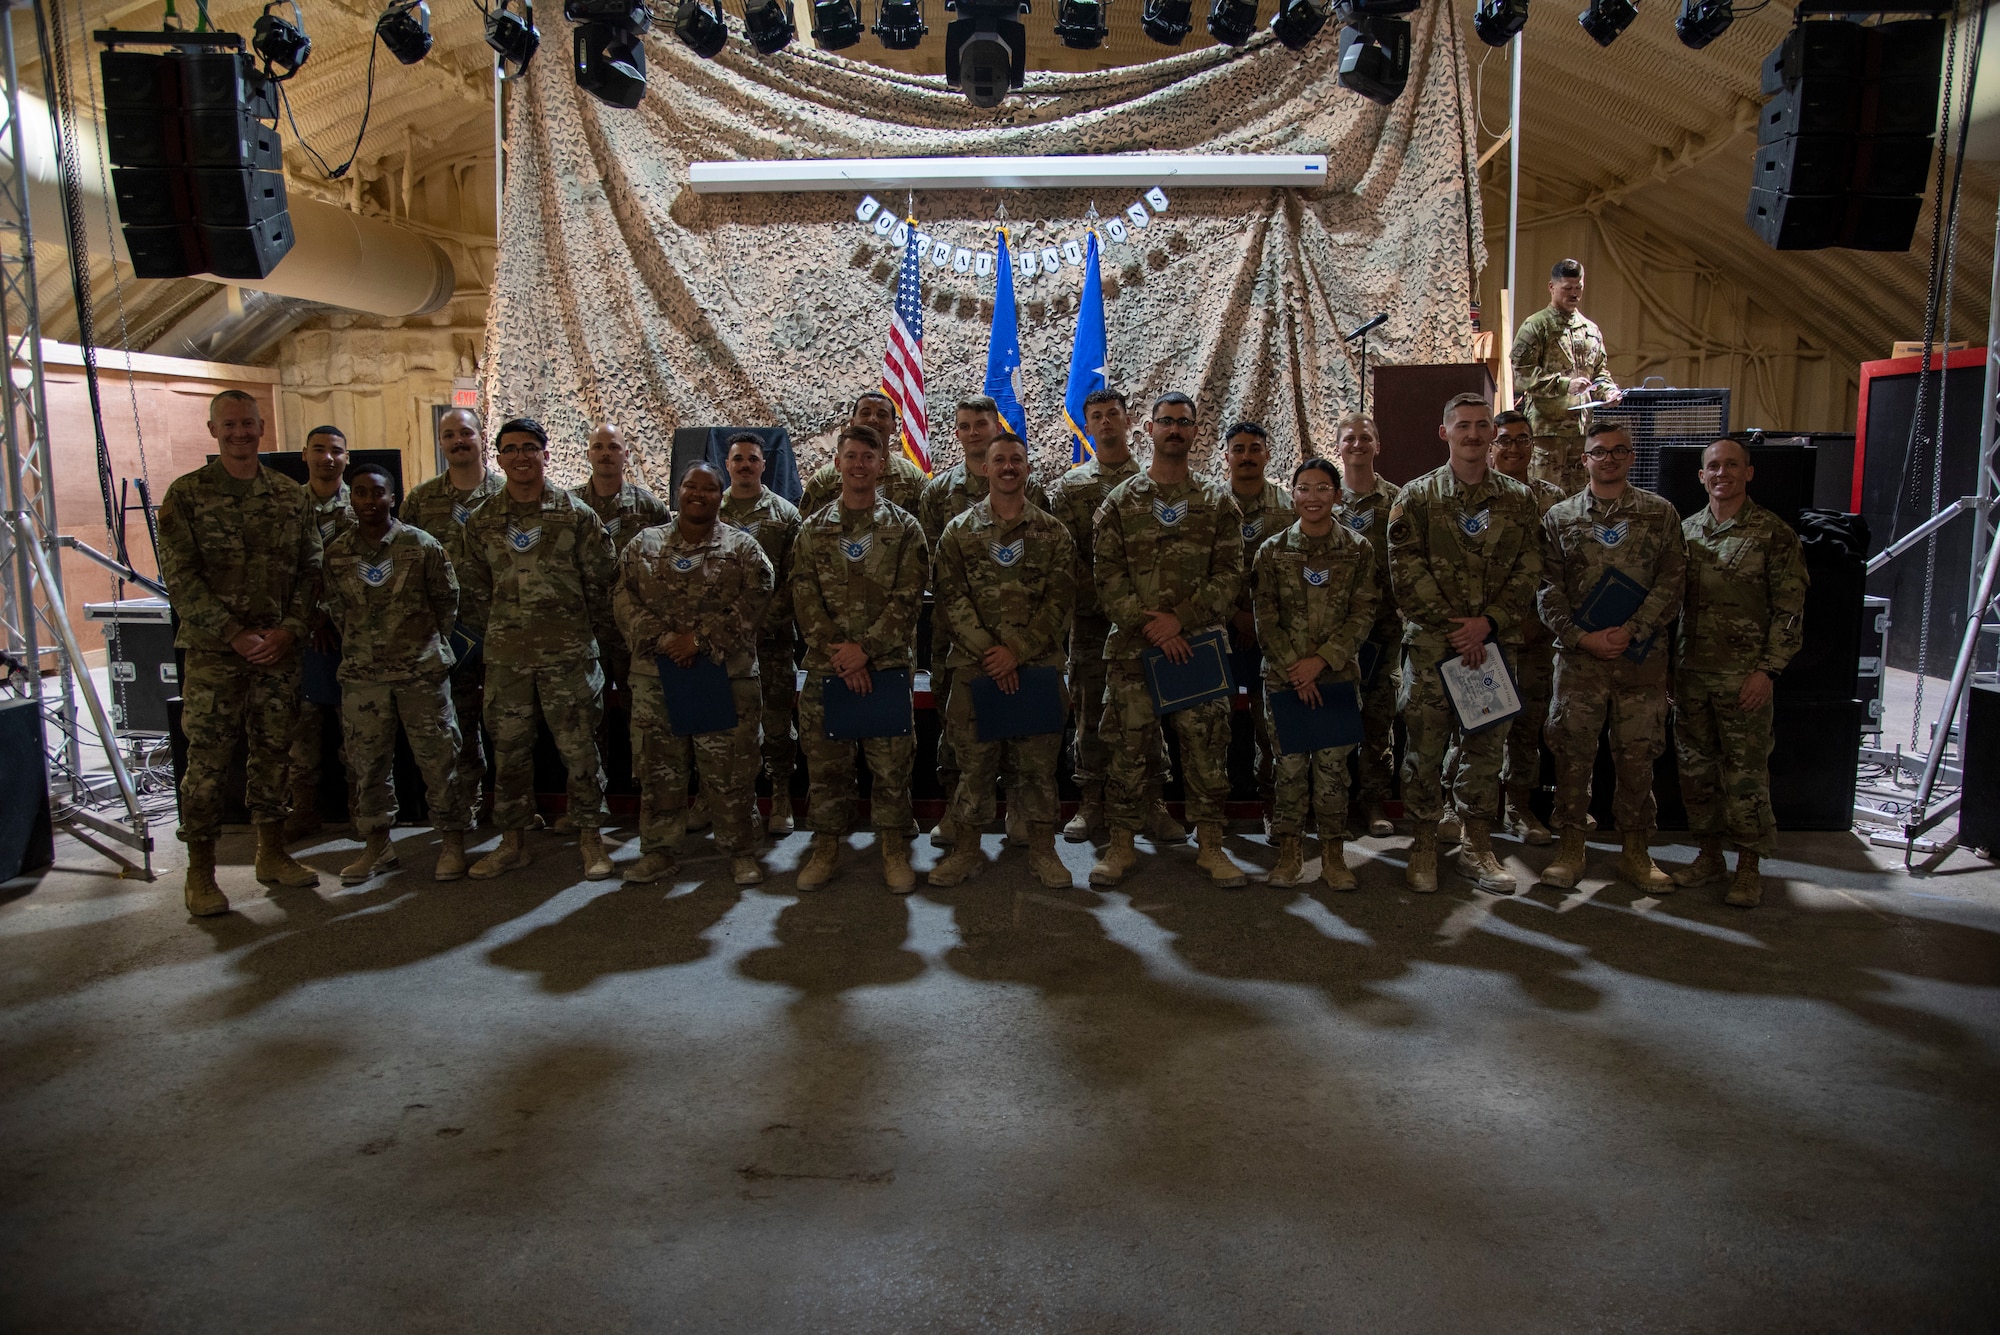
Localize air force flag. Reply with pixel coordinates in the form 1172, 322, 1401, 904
983, 229, 1029, 444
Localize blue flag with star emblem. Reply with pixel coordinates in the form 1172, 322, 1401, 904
983, 230, 1029, 444
1062, 231, 1107, 463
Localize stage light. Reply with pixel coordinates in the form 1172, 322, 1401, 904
674, 0, 729, 54
253, 1, 312, 79
1141, 0, 1194, 43
1577, 0, 1634, 46
485, 0, 541, 73
1673, 0, 1730, 48
743, 0, 798, 50
377, 0, 434, 63
874, 0, 928, 49
1473, 0, 1527, 45
1052, 0, 1108, 47
810, 0, 865, 47
1336, 14, 1409, 104
1269, 0, 1330, 50
566, 0, 652, 107
1207, 0, 1258, 45
944, 0, 1027, 107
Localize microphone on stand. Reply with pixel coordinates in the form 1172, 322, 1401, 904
1345, 313, 1388, 341
1346, 314, 1388, 411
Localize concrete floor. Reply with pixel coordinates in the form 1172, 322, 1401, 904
2, 819, 1997, 1333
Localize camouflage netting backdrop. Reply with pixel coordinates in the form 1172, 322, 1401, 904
483, 9, 1484, 492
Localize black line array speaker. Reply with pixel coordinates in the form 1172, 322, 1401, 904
1747, 18, 1944, 252
1963, 683, 2000, 856
101, 48, 293, 280
0, 699, 56, 881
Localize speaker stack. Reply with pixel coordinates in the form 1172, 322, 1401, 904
1747, 16, 1945, 252
100, 40, 294, 280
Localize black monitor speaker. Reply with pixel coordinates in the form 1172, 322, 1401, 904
0, 699, 55, 882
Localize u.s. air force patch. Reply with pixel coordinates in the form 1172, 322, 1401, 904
1344, 510, 1375, 535
1303, 566, 1330, 587
989, 537, 1025, 567
505, 522, 542, 553
1590, 520, 1630, 548
1457, 509, 1492, 538
840, 533, 873, 562
670, 553, 700, 573
356, 558, 393, 588
1151, 497, 1188, 527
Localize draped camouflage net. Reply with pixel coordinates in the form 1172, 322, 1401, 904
484, 8, 1484, 492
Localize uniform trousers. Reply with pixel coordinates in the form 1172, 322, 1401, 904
483, 658, 607, 833
945, 666, 1064, 830
1673, 671, 1778, 855
1102, 662, 1230, 832
1546, 649, 1669, 833
798, 674, 915, 837
340, 675, 470, 833
631, 672, 762, 856
177, 650, 301, 842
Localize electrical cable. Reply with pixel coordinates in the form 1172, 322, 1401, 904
281, 29, 383, 180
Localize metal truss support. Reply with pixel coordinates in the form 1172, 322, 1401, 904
0, 1, 151, 880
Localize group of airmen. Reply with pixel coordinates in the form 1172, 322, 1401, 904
159, 329, 1806, 921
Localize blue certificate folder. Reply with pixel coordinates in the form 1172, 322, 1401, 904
656, 656, 738, 736
1268, 681, 1365, 755
822, 668, 914, 739
1574, 569, 1658, 664
448, 622, 482, 670
1357, 639, 1382, 689
301, 646, 341, 706
969, 666, 1067, 742
1143, 628, 1235, 716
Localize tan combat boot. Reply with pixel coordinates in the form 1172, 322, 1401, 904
1672, 836, 1728, 887
731, 855, 765, 886
1438, 812, 1463, 847
880, 832, 917, 894
434, 830, 468, 882
1455, 819, 1517, 893
1063, 787, 1104, 843
1363, 802, 1394, 839
927, 819, 987, 887
281, 778, 321, 841
623, 849, 677, 884
1405, 824, 1438, 893
549, 810, 577, 836
1005, 789, 1029, 847
796, 835, 841, 890
1321, 833, 1358, 892
929, 813, 957, 849
254, 822, 321, 888
183, 839, 229, 916
1027, 823, 1071, 888
1539, 827, 1589, 889
765, 801, 794, 838
1089, 828, 1140, 887
1194, 822, 1247, 888
340, 829, 399, 886
1505, 788, 1553, 845
1618, 831, 1673, 893
1269, 835, 1306, 887
578, 829, 613, 881
685, 791, 712, 832
469, 830, 531, 880
1724, 850, 1763, 907
1144, 796, 1188, 844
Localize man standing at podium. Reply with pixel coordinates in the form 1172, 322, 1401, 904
1511, 258, 1621, 494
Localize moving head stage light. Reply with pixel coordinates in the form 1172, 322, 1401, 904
1142, 0, 1194, 43
1336, 10, 1411, 104
1269, 0, 1332, 50
1474, 0, 1528, 45
1208, 0, 1258, 45
567, 0, 651, 106
1052, 0, 1108, 47
252, 1, 311, 79
1674, 0, 1729, 49
485, 0, 541, 73
811, 0, 866, 47
875, 0, 929, 49
377, 0, 434, 63
744, 0, 799, 51
1577, 0, 1635, 46
945, 0, 1028, 106
674, 0, 730, 55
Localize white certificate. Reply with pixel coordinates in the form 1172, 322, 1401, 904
1436, 646, 1522, 735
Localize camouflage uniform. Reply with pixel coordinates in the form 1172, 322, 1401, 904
1511, 304, 1617, 494
1095, 473, 1245, 832
1232, 479, 1295, 805
721, 487, 804, 802
791, 499, 929, 836
401, 468, 506, 813
1048, 453, 1162, 795
1387, 466, 1542, 823
933, 498, 1077, 830
456, 486, 618, 832
1539, 486, 1687, 834
1674, 499, 1808, 855
1337, 474, 1404, 810
918, 463, 1050, 783
570, 478, 671, 682
289, 481, 356, 796
320, 520, 470, 833
799, 452, 928, 519
614, 521, 775, 857
156, 461, 320, 842
1251, 521, 1378, 839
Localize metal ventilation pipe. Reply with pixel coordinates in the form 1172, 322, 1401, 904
12, 91, 455, 319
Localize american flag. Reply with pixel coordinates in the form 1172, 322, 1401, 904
881, 222, 931, 475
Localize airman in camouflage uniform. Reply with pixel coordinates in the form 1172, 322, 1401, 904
927, 433, 1077, 890
1536, 422, 1687, 894
1484, 410, 1567, 844
791, 425, 930, 892
1387, 394, 1542, 893
284, 425, 356, 839
918, 396, 1051, 848
1670, 438, 1809, 907
158, 390, 322, 915
1332, 413, 1402, 838
615, 461, 776, 888
319, 464, 472, 885
400, 407, 505, 820
721, 433, 804, 836
1225, 422, 1295, 818
1091, 392, 1248, 889
455, 417, 620, 882
1047, 388, 1175, 845
1253, 458, 1379, 891
1510, 258, 1621, 494
798, 390, 929, 517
